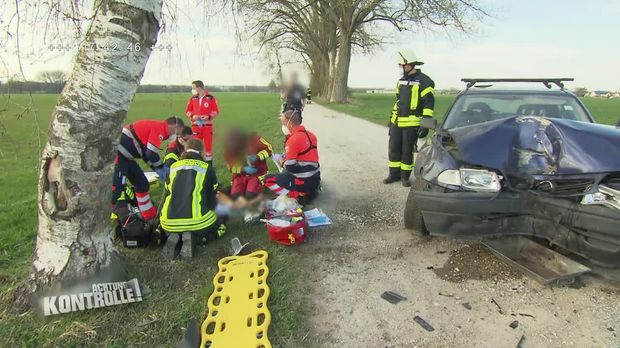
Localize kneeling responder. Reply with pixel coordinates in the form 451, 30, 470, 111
266, 109, 320, 204
159, 139, 226, 260
384, 50, 435, 187
112, 117, 184, 220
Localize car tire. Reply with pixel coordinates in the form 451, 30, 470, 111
404, 176, 430, 236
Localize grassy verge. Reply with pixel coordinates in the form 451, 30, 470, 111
319, 93, 620, 126
0, 93, 307, 347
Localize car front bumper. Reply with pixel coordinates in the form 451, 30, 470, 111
413, 190, 620, 267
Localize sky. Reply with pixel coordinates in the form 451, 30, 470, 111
2, 0, 619, 91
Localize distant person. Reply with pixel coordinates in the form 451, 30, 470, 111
185, 80, 220, 162
160, 138, 226, 260
266, 109, 320, 204
384, 50, 435, 187
163, 125, 193, 167
306, 87, 313, 104
281, 72, 306, 112
112, 117, 184, 220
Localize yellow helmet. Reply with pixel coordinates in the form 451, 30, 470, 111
396, 50, 424, 66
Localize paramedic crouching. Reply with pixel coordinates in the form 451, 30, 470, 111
265, 109, 320, 205
160, 139, 226, 260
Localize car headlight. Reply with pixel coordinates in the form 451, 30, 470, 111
581, 185, 620, 210
437, 169, 501, 192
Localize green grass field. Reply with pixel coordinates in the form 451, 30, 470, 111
0, 93, 308, 347
320, 93, 620, 126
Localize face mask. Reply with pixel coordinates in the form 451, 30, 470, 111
169, 134, 177, 141
281, 125, 291, 135
191, 89, 198, 95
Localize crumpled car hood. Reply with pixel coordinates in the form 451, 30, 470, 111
446, 116, 620, 175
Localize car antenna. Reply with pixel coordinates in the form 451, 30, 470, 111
461, 78, 574, 90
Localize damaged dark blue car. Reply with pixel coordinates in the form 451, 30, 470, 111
405, 78, 620, 267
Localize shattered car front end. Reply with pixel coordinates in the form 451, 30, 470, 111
409, 94, 620, 267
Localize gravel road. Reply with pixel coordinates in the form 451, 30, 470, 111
295, 103, 620, 348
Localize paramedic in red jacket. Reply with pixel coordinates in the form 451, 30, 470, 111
112, 117, 184, 220
265, 109, 320, 203
185, 80, 220, 161
224, 129, 274, 200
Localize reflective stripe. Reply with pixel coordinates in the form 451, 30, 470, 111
283, 160, 319, 167
388, 161, 401, 168
192, 170, 205, 219
122, 127, 143, 156
164, 152, 179, 162
397, 115, 421, 127
230, 165, 242, 174
136, 194, 151, 203
259, 137, 273, 153
420, 86, 434, 98
147, 142, 160, 153
149, 159, 163, 167
409, 84, 420, 111
400, 163, 413, 171
161, 211, 218, 232
171, 164, 207, 175
423, 108, 434, 117
138, 201, 154, 212
257, 150, 270, 160
117, 144, 136, 160
291, 169, 320, 178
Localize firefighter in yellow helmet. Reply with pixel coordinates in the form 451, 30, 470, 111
384, 50, 435, 187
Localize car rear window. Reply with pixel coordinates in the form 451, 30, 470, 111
442, 93, 592, 129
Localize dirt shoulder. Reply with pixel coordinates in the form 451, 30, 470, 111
296, 103, 620, 348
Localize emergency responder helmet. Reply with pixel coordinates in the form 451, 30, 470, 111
397, 50, 424, 66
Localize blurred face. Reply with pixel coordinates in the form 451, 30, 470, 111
178, 134, 192, 148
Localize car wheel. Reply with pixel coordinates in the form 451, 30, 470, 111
404, 176, 429, 236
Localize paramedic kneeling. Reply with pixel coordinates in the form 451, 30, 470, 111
265, 109, 320, 204
160, 138, 226, 260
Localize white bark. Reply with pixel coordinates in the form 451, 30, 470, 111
32, 0, 163, 288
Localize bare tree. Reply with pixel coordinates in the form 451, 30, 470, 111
230, 0, 488, 103
4, 0, 164, 297
36, 70, 67, 85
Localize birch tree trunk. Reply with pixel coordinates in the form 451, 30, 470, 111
329, 33, 352, 103
30, 0, 163, 291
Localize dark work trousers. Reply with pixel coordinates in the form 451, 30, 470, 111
388, 124, 419, 180
111, 155, 149, 205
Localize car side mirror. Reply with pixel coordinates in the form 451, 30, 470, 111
420, 117, 437, 130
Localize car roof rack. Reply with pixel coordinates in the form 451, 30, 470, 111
461, 78, 574, 90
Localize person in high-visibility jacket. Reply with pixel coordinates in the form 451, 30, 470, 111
160, 138, 226, 260
112, 117, 184, 220
384, 50, 435, 187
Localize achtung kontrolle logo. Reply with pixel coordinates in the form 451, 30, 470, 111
41, 278, 143, 316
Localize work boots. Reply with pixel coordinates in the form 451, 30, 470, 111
161, 232, 180, 260
179, 232, 194, 260
161, 232, 194, 260
401, 171, 412, 187
383, 168, 401, 184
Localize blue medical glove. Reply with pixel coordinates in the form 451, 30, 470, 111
273, 153, 284, 164
243, 166, 258, 175
247, 154, 258, 164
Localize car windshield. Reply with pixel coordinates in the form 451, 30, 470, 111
442, 93, 592, 130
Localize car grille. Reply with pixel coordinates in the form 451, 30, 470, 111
532, 179, 593, 196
